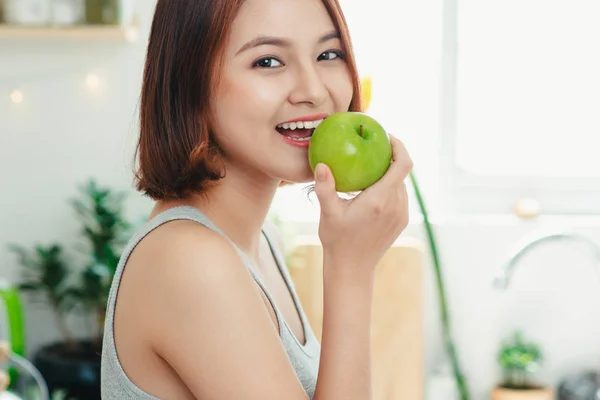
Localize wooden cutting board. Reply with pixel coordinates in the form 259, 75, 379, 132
287, 236, 425, 400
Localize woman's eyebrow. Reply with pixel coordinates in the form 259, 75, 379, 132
235, 30, 340, 56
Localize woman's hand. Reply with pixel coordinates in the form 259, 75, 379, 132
313, 135, 413, 281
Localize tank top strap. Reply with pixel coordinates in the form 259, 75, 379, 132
261, 222, 314, 340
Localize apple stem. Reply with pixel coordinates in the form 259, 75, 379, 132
359, 124, 363, 137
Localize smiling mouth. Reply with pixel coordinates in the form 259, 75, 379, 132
275, 118, 324, 142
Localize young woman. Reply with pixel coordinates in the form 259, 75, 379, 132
100, 0, 413, 398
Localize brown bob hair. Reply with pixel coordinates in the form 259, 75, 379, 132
134, 0, 364, 200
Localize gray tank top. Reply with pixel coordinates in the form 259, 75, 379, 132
101, 205, 321, 399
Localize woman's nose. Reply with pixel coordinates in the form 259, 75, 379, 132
288, 64, 328, 107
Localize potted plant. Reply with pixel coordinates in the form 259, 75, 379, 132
492, 331, 554, 400
68, 179, 131, 344
8, 179, 131, 400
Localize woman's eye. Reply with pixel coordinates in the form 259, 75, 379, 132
253, 57, 283, 68
318, 50, 345, 61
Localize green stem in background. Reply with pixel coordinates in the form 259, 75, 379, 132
409, 171, 470, 400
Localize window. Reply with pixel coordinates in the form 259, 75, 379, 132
273, 0, 599, 222
441, 0, 600, 214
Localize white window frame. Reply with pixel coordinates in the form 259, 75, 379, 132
438, 0, 600, 216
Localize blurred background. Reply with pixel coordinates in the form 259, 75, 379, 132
1, 0, 599, 399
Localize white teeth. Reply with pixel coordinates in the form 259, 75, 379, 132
277, 118, 325, 130
286, 136, 311, 141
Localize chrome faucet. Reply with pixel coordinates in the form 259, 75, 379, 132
493, 231, 600, 400
493, 231, 600, 290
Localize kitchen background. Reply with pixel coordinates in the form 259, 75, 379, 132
1, 0, 599, 399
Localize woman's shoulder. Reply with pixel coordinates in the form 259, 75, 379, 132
111, 218, 284, 399
114, 217, 245, 315
130, 218, 237, 273
119, 217, 257, 331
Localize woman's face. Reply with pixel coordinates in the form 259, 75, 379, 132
211, 0, 354, 184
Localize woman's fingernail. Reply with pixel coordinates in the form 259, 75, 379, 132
315, 164, 327, 182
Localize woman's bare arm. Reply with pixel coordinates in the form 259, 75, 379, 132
143, 223, 377, 400
312, 254, 375, 400
147, 224, 309, 399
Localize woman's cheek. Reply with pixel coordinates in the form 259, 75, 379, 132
332, 69, 354, 110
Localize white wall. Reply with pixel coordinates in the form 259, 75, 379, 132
2, 1, 600, 399
1, 0, 155, 352
400, 217, 600, 399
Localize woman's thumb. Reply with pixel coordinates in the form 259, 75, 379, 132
313, 163, 337, 214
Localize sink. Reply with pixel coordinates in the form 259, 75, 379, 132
558, 371, 600, 400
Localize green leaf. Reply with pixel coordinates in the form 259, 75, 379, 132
18, 282, 41, 291
498, 331, 543, 375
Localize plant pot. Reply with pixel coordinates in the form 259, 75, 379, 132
33, 340, 101, 400
492, 386, 555, 400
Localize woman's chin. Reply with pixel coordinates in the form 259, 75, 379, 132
278, 167, 315, 186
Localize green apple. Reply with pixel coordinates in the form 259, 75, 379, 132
308, 112, 392, 192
